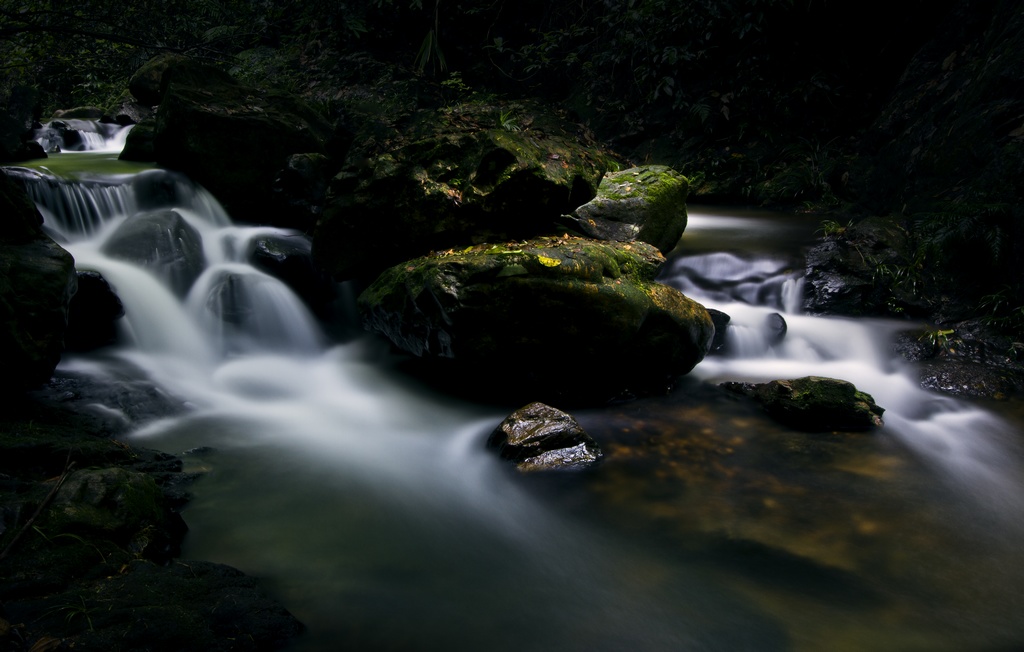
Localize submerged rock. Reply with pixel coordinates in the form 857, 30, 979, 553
564, 165, 689, 254
487, 402, 602, 472
358, 236, 714, 403
722, 376, 884, 431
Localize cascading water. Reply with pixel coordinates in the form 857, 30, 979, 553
8, 131, 1024, 652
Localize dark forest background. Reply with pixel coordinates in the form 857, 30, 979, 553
2, 0, 1023, 332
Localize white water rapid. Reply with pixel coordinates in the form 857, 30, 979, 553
10, 130, 1024, 652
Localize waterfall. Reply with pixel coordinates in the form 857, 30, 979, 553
33, 119, 133, 153
9, 138, 1024, 651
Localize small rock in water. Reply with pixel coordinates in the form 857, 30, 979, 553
487, 402, 602, 472
722, 376, 884, 432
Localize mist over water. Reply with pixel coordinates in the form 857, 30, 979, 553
11, 134, 1024, 651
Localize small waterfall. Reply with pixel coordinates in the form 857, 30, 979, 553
661, 213, 1024, 513
33, 119, 133, 153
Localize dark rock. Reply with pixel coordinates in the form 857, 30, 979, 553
119, 119, 155, 162
765, 312, 788, 345
487, 402, 602, 472
100, 209, 206, 297
803, 215, 924, 317
66, 271, 125, 351
707, 308, 731, 354
722, 376, 884, 431
250, 233, 334, 314
270, 152, 330, 232
150, 59, 332, 224
563, 165, 689, 254
358, 236, 714, 403
128, 53, 189, 106
50, 107, 104, 120
104, 90, 154, 126
313, 100, 617, 281
0, 172, 77, 392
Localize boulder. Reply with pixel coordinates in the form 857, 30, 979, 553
119, 119, 155, 162
722, 376, 884, 431
66, 270, 125, 351
146, 59, 332, 224
250, 233, 334, 314
487, 402, 602, 472
127, 52, 189, 106
100, 209, 206, 297
0, 172, 77, 391
803, 215, 924, 317
313, 101, 617, 281
563, 165, 689, 254
358, 236, 714, 402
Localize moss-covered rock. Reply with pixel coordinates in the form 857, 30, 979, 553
314, 100, 618, 281
565, 165, 689, 253
722, 376, 884, 431
358, 236, 713, 403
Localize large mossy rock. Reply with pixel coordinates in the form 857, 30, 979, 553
723, 376, 885, 431
140, 58, 332, 226
358, 236, 714, 403
313, 101, 618, 281
565, 165, 689, 254
0, 172, 77, 392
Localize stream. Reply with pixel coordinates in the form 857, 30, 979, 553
8, 128, 1024, 652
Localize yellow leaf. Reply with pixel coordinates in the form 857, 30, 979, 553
537, 255, 561, 267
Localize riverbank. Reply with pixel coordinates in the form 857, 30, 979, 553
0, 369, 304, 651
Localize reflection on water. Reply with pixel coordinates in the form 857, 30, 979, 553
21, 143, 1024, 652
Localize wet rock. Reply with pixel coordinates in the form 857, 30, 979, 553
765, 312, 788, 345
722, 376, 884, 431
563, 165, 689, 254
250, 233, 334, 314
358, 236, 714, 403
487, 402, 602, 472
0, 172, 77, 392
100, 209, 206, 297
66, 271, 124, 351
707, 308, 731, 354
803, 215, 924, 317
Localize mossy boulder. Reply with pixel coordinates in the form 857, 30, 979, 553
0, 172, 77, 392
143, 59, 332, 225
358, 236, 714, 403
313, 101, 617, 281
487, 402, 602, 472
565, 165, 689, 253
722, 376, 885, 431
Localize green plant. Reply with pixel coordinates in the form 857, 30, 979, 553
43, 595, 94, 632
918, 327, 956, 354
816, 218, 852, 239
499, 107, 520, 132
979, 285, 1024, 337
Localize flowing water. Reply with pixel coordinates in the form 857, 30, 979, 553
7, 127, 1024, 651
